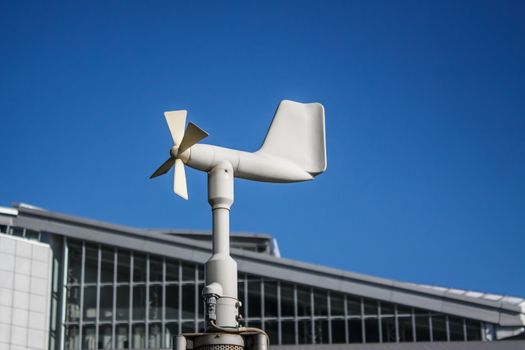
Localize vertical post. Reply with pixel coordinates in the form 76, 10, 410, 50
203, 161, 239, 328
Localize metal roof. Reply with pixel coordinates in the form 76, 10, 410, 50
272, 340, 525, 350
3, 204, 525, 328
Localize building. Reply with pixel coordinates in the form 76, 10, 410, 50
0, 203, 524, 350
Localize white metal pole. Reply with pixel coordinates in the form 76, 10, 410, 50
203, 160, 239, 328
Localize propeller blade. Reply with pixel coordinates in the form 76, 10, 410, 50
173, 158, 188, 200
178, 122, 208, 154
150, 157, 175, 179
164, 110, 187, 146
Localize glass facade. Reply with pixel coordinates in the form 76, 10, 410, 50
63, 239, 484, 349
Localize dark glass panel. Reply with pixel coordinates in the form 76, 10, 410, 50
415, 315, 431, 341
83, 286, 97, 321
166, 285, 179, 319
132, 324, 145, 349
298, 319, 312, 344
297, 287, 311, 317
65, 325, 80, 350
98, 325, 112, 349
347, 296, 361, 316
99, 286, 113, 321
281, 321, 295, 345
182, 262, 195, 281
165, 322, 179, 348
397, 305, 411, 315
280, 283, 294, 317
0, 224, 7, 233
466, 319, 482, 341
238, 281, 245, 319
365, 318, 380, 343
330, 293, 345, 316
84, 245, 98, 284
249, 320, 262, 329
100, 247, 114, 283
116, 285, 129, 320
132, 285, 146, 320
115, 324, 129, 349
182, 321, 195, 333
348, 319, 363, 343
164, 322, 179, 349
82, 325, 96, 350
67, 241, 82, 284
25, 229, 39, 240
314, 319, 329, 344
264, 320, 278, 345
10, 226, 23, 236
414, 308, 427, 315
248, 280, 262, 318
148, 323, 162, 349
432, 315, 447, 341
117, 251, 130, 283
198, 265, 204, 281
364, 299, 378, 315
314, 289, 328, 316
182, 284, 195, 319
331, 319, 346, 343
381, 317, 396, 342
133, 254, 146, 282
398, 316, 414, 342
264, 281, 278, 317
149, 257, 163, 282
166, 259, 179, 281
381, 302, 395, 316
66, 286, 80, 322
198, 282, 204, 319
449, 316, 464, 341
149, 285, 163, 320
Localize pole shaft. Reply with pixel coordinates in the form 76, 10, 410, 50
213, 208, 230, 256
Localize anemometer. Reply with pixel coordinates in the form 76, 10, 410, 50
150, 100, 327, 350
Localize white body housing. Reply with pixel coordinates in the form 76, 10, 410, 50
185, 100, 326, 183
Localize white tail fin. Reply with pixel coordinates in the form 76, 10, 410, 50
258, 100, 327, 175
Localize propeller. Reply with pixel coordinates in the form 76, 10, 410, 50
150, 110, 208, 199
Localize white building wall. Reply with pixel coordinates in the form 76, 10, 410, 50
0, 234, 52, 350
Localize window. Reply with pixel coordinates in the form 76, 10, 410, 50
132, 285, 146, 320
314, 289, 328, 316
365, 318, 379, 343
100, 247, 114, 283
381, 317, 396, 342
248, 280, 262, 318
133, 254, 146, 282
99, 286, 113, 321
84, 245, 98, 284
331, 319, 346, 343
117, 251, 130, 283
297, 287, 311, 317
67, 241, 82, 284
330, 293, 345, 316
150, 257, 163, 282
348, 318, 362, 343
62, 240, 491, 347
280, 283, 294, 317
182, 284, 195, 319
264, 281, 278, 317
432, 315, 447, 341
449, 316, 465, 341
116, 286, 129, 320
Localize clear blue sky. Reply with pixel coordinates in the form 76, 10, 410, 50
1, 1, 524, 296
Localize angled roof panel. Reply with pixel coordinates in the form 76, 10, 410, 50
5, 204, 525, 327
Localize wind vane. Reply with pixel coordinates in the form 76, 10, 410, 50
150, 100, 327, 350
